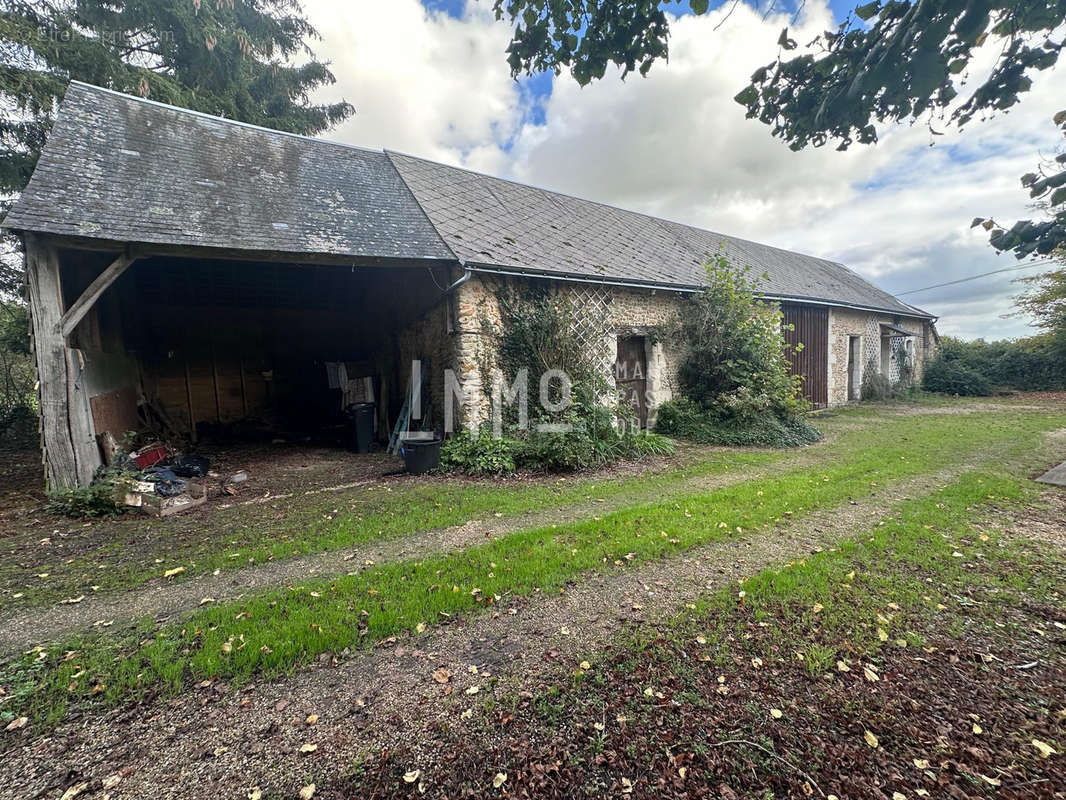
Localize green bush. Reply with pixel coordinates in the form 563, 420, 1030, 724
442, 422, 675, 476
925, 335, 1065, 392
45, 483, 126, 518
666, 251, 808, 423
655, 398, 821, 448
922, 357, 991, 396
440, 431, 521, 475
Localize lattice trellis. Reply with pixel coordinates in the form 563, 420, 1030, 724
565, 285, 614, 377
888, 335, 905, 383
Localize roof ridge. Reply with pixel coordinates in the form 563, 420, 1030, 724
65, 80, 381, 157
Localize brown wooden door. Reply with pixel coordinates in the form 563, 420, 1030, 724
615, 336, 648, 428
780, 303, 828, 409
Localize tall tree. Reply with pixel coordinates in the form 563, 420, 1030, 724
0, 0, 354, 198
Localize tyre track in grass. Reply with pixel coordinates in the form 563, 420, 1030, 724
1, 434, 1051, 800
0, 432, 846, 656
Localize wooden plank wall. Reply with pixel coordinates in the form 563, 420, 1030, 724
781, 303, 828, 409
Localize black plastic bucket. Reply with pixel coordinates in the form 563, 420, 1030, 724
348, 402, 376, 453
401, 437, 441, 474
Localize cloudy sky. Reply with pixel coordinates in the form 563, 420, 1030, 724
301, 0, 1065, 340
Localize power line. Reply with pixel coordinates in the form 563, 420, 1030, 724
895, 259, 1058, 297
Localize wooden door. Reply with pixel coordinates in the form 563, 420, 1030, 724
616, 336, 648, 428
780, 303, 829, 409
847, 336, 861, 401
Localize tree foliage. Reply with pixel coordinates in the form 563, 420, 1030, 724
976, 111, 1066, 259
0, 0, 354, 197
736, 1, 1065, 151
491, 0, 696, 84
492, 1, 1065, 152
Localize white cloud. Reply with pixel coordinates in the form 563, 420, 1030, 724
302, 0, 521, 168
303, 0, 1066, 340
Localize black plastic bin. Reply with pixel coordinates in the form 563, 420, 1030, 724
401, 437, 442, 474
347, 402, 376, 453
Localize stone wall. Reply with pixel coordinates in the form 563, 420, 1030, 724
447, 274, 937, 422
447, 274, 688, 428
827, 308, 934, 406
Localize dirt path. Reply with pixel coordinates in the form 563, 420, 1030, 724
0, 438, 848, 656
0, 453, 1016, 800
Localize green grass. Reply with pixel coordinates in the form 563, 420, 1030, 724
11, 443, 787, 608
4, 406, 1061, 731
11, 399, 1054, 609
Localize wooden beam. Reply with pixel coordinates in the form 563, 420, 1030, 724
58, 250, 137, 338
24, 234, 101, 489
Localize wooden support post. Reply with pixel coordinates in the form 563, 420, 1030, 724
184, 357, 197, 443
58, 250, 138, 338
25, 234, 101, 489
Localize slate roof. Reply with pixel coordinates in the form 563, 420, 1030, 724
387, 152, 932, 318
6, 82, 931, 319
3, 82, 453, 262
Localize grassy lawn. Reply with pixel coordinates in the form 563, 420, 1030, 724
1, 398, 1054, 609
341, 471, 1066, 798
2, 441, 783, 609
2, 404, 1061, 733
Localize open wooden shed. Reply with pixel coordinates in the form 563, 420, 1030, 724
5, 82, 462, 489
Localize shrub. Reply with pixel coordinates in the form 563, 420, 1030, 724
655, 398, 821, 448
925, 335, 1065, 392
922, 357, 991, 397
666, 251, 808, 423
654, 251, 819, 447
440, 431, 520, 475
45, 483, 126, 518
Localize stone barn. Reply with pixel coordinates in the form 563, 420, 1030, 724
5, 82, 937, 489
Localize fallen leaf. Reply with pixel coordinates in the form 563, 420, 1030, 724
299, 784, 316, 800
980, 775, 1001, 787
432, 668, 450, 684
299, 743, 318, 754
836, 660, 850, 672
863, 666, 880, 682
972, 722, 983, 734
913, 759, 930, 770
1032, 739, 1057, 758
5, 716, 28, 730
305, 714, 319, 725
102, 775, 122, 790
60, 784, 88, 800
493, 772, 507, 788
580, 660, 592, 670
465, 685, 479, 695
247, 789, 262, 800
621, 777, 633, 794
163, 566, 185, 578
812, 603, 823, 613
770, 708, 783, 719
403, 769, 421, 783
893, 793, 906, 800
864, 730, 879, 748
